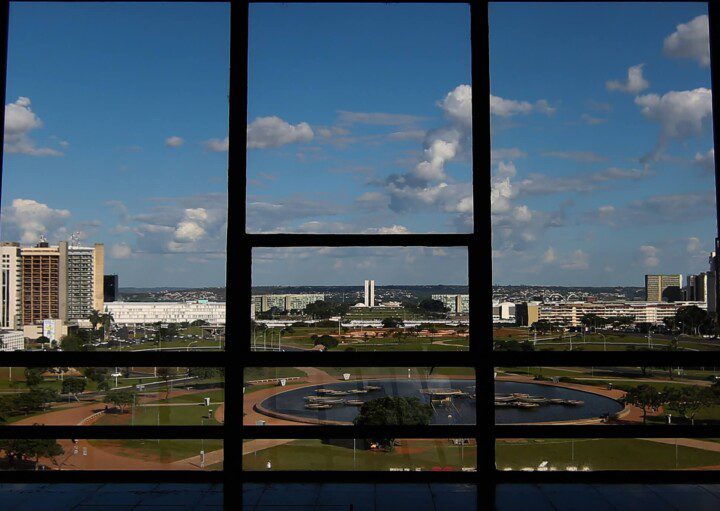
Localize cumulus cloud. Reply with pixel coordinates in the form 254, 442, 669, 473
4, 97, 62, 156
246, 116, 313, 149
542, 246, 556, 264
109, 243, 132, 259
490, 95, 555, 117
370, 225, 410, 234
165, 136, 184, 148
635, 88, 713, 164
686, 236, 702, 253
663, 15, 710, 67
203, 137, 229, 152
694, 148, 714, 172
492, 147, 526, 162
606, 64, 649, 93
638, 245, 660, 267
0, 198, 71, 244
491, 161, 517, 214
561, 249, 589, 270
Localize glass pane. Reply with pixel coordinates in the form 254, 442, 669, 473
0, 367, 224, 426
0, 439, 222, 470
497, 438, 720, 471
252, 247, 468, 351
1, 2, 229, 350
490, 3, 717, 350
243, 367, 475, 426
243, 438, 477, 472
496, 366, 720, 426
247, 3, 472, 233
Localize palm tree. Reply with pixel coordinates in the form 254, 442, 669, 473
100, 312, 114, 341
88, 309, 102, 331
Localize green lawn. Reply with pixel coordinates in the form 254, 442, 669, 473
243, 439, 476, 471
496, 438, 720, 470
243, 367, 307, 381
322, 367, 474, 378
89, 439, 223, 463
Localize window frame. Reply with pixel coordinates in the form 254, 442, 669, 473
0, 1, 717, 510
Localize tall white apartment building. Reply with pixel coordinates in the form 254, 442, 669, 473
0, 243, 22, 329
364, 279, 375, 308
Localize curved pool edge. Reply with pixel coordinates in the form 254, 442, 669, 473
495, 375, 631, 425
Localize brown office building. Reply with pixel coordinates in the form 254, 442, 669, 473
21, 242, 63, 326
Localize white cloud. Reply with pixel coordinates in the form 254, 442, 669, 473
694, 148, 714, 172
492, 147, 526, 162
561, 249, 589, 270
109, 243, 132, 259
247, 116, 314, 149
606, 64, 649, 93
4, 97, 62, 156
203, 137, 229, 152
635, 88, 713, 163
663, 15, 710, 67
372, 225, 410, 234
165, 136, 184, 148
512, 205, 532, 223
1, 198, 71, 244
440, 84, 472, 127
638, 245, 660, 267
686, 236, 701, 253
490, 161, 517, 214
542, 246, 556, 264
490, 95, 555, 117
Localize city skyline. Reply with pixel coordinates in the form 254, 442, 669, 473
0, 3, 229, 288
491, 3, 716, 287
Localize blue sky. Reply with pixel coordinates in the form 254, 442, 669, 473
253, 247, 468, 287
247, 3, 472, 234
490, 2, 715, 286
1, 2, 229, 287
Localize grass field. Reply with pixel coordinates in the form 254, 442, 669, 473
89, 439, 223, 464
244, 367, 307, 382
255, 326, 469, 352
322, 367, 475, 378
243, 439, 476, 471
496, 438, 720, 470
94, 388, 225, 426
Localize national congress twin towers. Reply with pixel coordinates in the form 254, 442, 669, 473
364, 279, 375, 308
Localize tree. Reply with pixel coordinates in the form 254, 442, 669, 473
417, 299, 448, 314
667, 386, 714, 425
24, 368, 44, 388
191, 319, 208, 326
662, 286, 683, 302
156, 367, 174, 400
104, 389, 135, 413
35, 335, 50, 347
313, 335, 339, 350
100, 311, 114, 340
532, 320, 555, 334
61, 377, 87, 396
580, 314, 605, 331
0, 439, 63, 469
188, 367, 222, 379
381, 317, 404, 329
60, 334, 86, 351
622, 385, 664, 424
676, 305, 708, 336
353, 397, 433, 450
88, 309, 102, 331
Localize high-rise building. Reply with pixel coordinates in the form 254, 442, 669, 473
364, 279, 375, 308
0, 242, 21, 329
63, 242, 104, 320
687, 273, 709, 302
708, 239, 720, 315
20, 240, 104, 326
21, 241, 63, 326
252, 293, 325, 313
104, 274, 119, 302
645, 274, 683, 302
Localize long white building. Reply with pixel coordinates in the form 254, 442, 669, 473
0, 329, 24, 351
432, 294, 470, 314
105, 300, 225, 325
530, 300, 707, 328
